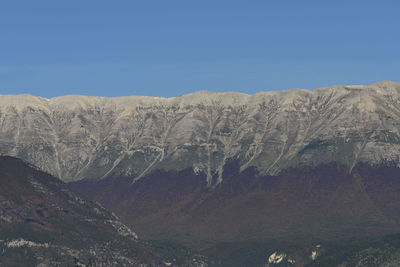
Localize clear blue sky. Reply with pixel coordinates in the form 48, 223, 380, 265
0, 1, 399, 97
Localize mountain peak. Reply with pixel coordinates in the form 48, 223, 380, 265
372, 80, 399, 86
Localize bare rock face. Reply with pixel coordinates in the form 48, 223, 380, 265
1, 81, 400, 184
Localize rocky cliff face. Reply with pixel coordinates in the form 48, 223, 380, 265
1, 81, 400, 184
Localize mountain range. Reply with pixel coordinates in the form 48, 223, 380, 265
2, 81, 400, 266
1, 81, 400, 185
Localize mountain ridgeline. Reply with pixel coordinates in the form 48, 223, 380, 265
2, 81, 400, 266
1, 81, 400, 186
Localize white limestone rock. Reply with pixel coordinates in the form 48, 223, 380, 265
1, 81, 400, 187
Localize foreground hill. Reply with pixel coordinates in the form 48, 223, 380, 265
0, 156, 165, 266
71, 161, 400, 266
